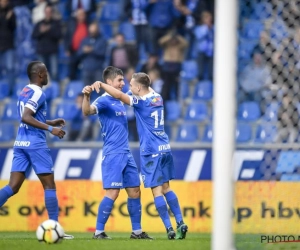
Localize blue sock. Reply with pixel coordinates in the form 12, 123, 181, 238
45, 189, 59, 221
164, 191, 183, 224
96, 197, 114, 231
127, 198, 141, 232
0, 185, 13, 207
154, 196, 172, 230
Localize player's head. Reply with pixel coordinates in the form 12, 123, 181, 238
27, 61, 49, 86
130, 72, 151, 95
102, 66, 124, 91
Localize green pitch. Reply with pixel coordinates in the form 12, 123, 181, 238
1, 232, 299, 250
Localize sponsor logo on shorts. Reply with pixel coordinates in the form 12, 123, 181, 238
14, 141, 31, 147
158, 144, 170, 151
111, 182, 122, 186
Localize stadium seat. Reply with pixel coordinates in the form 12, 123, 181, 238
179, 79, 189, 99
63, 81, 84, 100
202, 124, 213, 142
13, 79, 29, 99
238, 101, 261, 121
0, 80, 9, 100
280, 174, 300, 181
176, 124, 198, 142
180, 60, 198, 80
165, 101, 181, 121
0, 122, 15, 142
255, 123, 277, 143
263, 102, 279, 122
100, 3, 121, 22
236, 123, 252, 143
119, 22, 136, 41
54, 102, 78, 121
45, 81, 60, 102
99, 22, 113, 40
270, 19, 289, 44
193, 81, 213, 100
276, 151, 300, 173
185, 102, 208, 121
251, 2, 273, 20
242, 20, 264, 40
2, 101, 19, 121
238, 39, 257, 60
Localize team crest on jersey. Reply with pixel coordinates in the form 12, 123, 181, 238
150, 96, 163, 106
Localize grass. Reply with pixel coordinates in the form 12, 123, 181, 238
1, 232, 300, 250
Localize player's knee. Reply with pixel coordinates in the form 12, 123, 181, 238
106, 189, 120, 200
42, 182, 56, 190
162, 187, 172, 195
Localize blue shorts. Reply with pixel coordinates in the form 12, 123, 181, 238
102, 153, 140, 189
140, 152, 175, 188
11, 148, 53, 177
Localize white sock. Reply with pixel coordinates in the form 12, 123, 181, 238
95, 230, 104, 235
133, 229, 142, 235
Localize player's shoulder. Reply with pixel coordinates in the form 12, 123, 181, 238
24, 84, 45, 99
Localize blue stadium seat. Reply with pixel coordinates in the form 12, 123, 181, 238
45, 81, 60, 102
99, 22, 113, 40
2, 101, 19, 121
238, 39, 257, 60
165, 101, 181, 121
276, 151, 300, 173
176, 124, 198, 142
202, 124, 213, 142
236, 123, 252, 143
193, 81, 213, 100
0, 80, 9, 100
180, 60, 198, 80
0, 122, 15, 142
255, 123, 277, 143
13, 79, 29, 99
54, 102, 78, 121
238, 101, 261, 121
280, 174, 300, 182
185, 102, 208, 121
242, 20, 264, 40
270, 19, 289, 44
63, 81, 84, 100
164, 124, 172, 140
179, 79, 189, 99
263, 102, 279, 121
119, 22, 136, 41
251, 2, 273, 20
100, 3, 121, 22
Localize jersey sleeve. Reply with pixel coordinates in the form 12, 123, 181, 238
92, 97, 106, 114
24, 89, 45, 113
129, 95, 144, 109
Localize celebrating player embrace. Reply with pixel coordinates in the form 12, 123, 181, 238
90, 72, 188, 240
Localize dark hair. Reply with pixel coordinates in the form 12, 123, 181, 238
27, 61, 43, 80
132, 72, 151, 88
102, 66, 123, 83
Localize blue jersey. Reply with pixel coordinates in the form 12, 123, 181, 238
14, 84, 48, 149
129, 91, 171, 155
92, 93, 130, 156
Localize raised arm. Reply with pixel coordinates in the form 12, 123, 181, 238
91, 81, 131, 106
82, 85, 97, 115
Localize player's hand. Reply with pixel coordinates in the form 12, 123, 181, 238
51, 127, 66, 139
82, 85, 93, 95
51, 118, 66, 127
91, 81, 102, 93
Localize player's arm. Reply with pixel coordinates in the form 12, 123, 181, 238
22, 108, 65, 138
92, 81, 131, 105
82, 85, 97, 115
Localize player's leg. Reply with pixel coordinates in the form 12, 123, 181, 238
0, 149, 29, 206
93, 154, 123, 240
161, 152, 188, 239
141, 154, 175, 239
124, 153, 153, 239
32, 148, 74, 240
